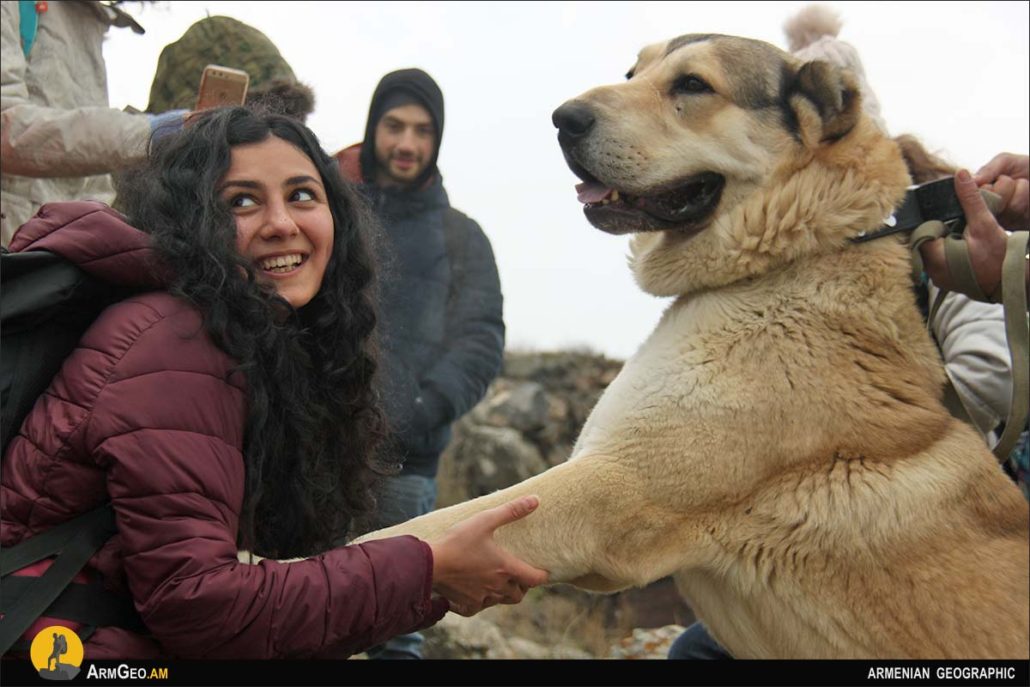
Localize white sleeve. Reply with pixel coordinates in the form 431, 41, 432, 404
0, 2, 152, 178
928, 284, 1012, 437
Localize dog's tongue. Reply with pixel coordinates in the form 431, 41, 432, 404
576, 181, 613, 204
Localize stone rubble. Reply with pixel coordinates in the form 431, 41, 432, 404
606, 625, 687, 659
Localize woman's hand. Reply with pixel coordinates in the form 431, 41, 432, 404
427, 495, 550, 616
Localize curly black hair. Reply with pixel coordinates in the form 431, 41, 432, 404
120, 107, 390, 557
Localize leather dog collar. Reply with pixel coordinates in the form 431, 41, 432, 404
850, 177, 969, 244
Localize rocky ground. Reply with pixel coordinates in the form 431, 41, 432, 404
420, 350, 697, 659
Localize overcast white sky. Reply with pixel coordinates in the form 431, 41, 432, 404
103, 1, 1030, 360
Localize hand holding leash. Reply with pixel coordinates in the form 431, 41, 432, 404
917, 170, 1012, 299
975, 153, 1030, 232
428, 495, 549, 616
913, 164, 1029, 465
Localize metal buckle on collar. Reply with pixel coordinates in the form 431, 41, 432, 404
850, 177, 967, 244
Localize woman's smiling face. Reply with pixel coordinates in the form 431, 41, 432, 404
220, 136, 334, 308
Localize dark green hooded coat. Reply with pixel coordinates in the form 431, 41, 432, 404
146, 16, 314, 120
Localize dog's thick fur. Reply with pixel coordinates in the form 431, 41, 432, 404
358, 34, 1029, 658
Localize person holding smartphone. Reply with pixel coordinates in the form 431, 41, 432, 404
144, 15, 315, 123
0, 1, 187, 247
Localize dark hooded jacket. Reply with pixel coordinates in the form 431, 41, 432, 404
357, 68, 444, 190
335, 69, 504, 476
0, 201, 446, 659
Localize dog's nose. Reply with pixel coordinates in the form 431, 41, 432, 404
552, 102, 596, 139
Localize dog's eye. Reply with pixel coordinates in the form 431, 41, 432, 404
671, 74, 713, 95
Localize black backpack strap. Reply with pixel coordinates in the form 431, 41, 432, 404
0, 504, 117, 655
0, 577, 146, 633
0, 505, 115, 576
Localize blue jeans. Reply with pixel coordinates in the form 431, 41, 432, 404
667, 622, 733, 660
365, 474, 438, 660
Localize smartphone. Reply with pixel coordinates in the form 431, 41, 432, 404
195, 65, 250, 111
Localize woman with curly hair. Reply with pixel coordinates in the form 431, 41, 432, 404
1, 107, 547, 659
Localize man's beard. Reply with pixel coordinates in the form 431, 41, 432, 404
378, 154, 425, 186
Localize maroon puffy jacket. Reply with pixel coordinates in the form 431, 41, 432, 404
1, 202, 447, 659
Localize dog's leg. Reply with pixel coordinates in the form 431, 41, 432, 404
354, 454, 695, 593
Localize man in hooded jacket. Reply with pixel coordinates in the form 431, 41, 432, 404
334, 68, 504, 659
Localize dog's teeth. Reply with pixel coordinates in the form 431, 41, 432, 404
611, 191, 620, 202
601, 199, 610, 205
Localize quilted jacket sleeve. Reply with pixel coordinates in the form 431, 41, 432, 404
77, 294, 445, 658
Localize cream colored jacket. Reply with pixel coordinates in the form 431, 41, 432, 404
929, 285, 1013, 440
1, 0, 151, 245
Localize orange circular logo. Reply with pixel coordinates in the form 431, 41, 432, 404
29, 625, 83, 680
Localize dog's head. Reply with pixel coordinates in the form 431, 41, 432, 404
554, 34, 910, 296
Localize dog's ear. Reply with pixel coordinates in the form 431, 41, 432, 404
788, 60, 861, 146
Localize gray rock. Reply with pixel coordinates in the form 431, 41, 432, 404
423, 614, 591, 659
456, 425, 549, 498
423, 614, 508, 659
472, 381, 550, 433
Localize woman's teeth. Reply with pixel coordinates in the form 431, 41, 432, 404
260, 254, 303, 273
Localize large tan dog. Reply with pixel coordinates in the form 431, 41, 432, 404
358, 33, 1029, 658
